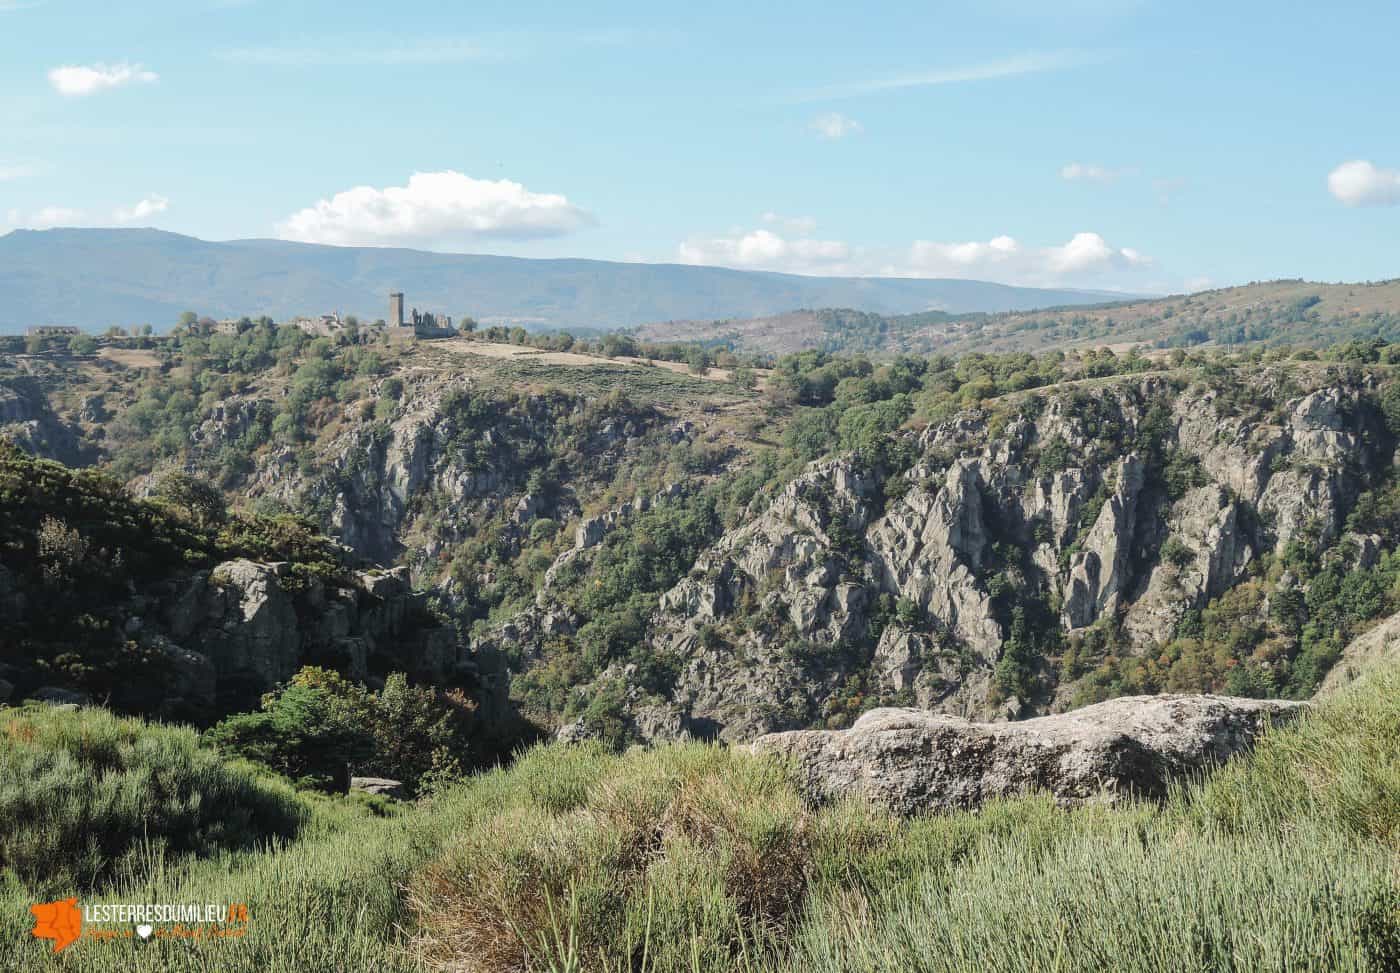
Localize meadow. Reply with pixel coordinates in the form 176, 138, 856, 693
1, 665, 1397, 972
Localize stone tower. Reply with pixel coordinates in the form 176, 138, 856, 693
389, 292, 405, 328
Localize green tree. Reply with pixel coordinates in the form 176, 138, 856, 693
67, 332, 97, 356
152, 472, 228, 529
205, 668, 375, 792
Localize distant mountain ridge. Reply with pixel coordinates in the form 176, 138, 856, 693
0, 228, 1129, 333
639, 279, 1400, 356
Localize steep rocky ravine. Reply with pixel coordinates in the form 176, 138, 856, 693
503, 369, 1393, 742
10, 354, 1397, 750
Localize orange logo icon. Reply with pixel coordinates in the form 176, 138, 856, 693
30, 897, 82, 953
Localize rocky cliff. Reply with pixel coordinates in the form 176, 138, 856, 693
0, 443, 520, 750
190, 377, 671, 575
0, 377, 88, 467
491, 367, 1393, 743
1, 551, 489, 724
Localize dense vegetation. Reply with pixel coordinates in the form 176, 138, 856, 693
0, 705, 304, 894
207, 667, 480, 797
13, 321, 1400, 740
1, 662, 1395, 971
0, 442, 351, 714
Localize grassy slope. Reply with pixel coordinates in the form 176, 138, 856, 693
634, 279, 1400, 358
909, 278, 1400, 357
3, 662, 1398, 972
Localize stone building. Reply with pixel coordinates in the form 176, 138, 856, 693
387, 292, 455, 341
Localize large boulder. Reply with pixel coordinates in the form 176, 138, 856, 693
350, 777, 405, 800
751, 694, 1304, 814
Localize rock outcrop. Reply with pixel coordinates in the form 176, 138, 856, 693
229, 381, 661, 571
350, 777, 406, 799
626, 370, 1390, 739
0, 378, 87, 465
157, 559, 466, 712
752, 693, 1305, 814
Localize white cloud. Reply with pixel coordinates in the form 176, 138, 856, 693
277, 171, 595, 247
7, 205, 83, 229
790, 50, 1104, 102
810, 112, 863, 139
908, 234, 1021, 271
1328, 160, 1400, 207
677, 219, 1151, 288
113, 194, 169, 224
48, 62, 158, 97
907, 231, 1148, 281
1060, 162, 1121, 183
678, 228, 852, 273
4, 195, 170, 230
0, 163, 34, 181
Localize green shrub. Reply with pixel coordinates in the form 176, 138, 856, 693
0, 705, 305, 894
207, 667, 480, 796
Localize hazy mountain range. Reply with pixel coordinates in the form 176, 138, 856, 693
0, 228, 1131, 334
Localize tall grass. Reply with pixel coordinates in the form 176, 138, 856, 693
0, 705, 304, 895
2, 666, 1397, 972
403, 669, 1400, 973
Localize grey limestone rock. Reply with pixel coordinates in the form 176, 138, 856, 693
752, 693, 1304, 814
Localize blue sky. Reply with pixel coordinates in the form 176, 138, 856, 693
2, 0, 1399, 293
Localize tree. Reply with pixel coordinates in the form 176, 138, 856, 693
152, 471, 228, 528
686, 345, 711, 375
67, 333, 98, 356
206, 669, 375, 792
458, 317, 477, 335
207, 667, 478, 795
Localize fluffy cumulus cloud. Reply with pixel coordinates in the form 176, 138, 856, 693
677, 220, 1151, 287
678, 228, 852, 273
810, 112, 863, 139
48, 62, 158, 97
908, 231, 1148, 280
1328, 160, 1400, 207
112, 195, 169, 224
277, 171, 595, 247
